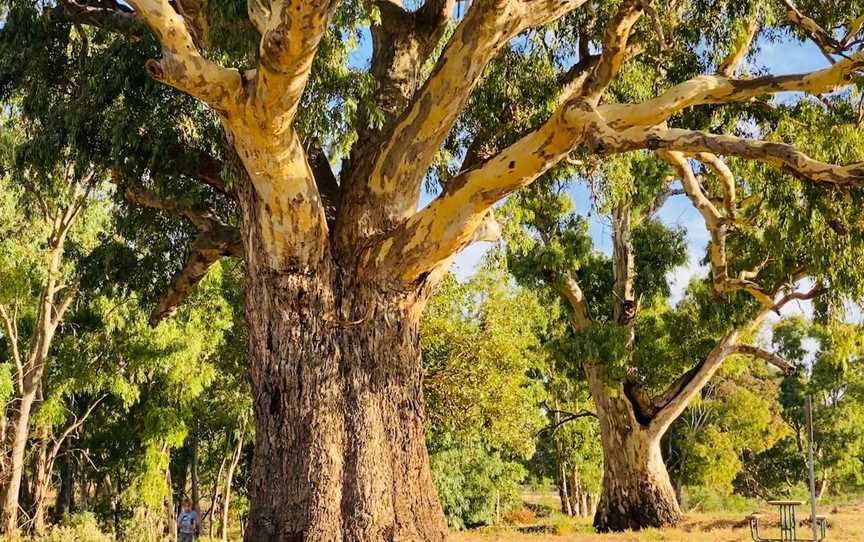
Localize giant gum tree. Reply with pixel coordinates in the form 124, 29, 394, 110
3, 0, 864, 539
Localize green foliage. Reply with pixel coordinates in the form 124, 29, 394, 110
40, 513, 112, 542
423, 262, 549, 526
431, 439, 527, 529
669, 371, 788, 494
737, 319, 864, 498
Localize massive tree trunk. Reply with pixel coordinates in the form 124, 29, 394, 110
241, 261, 447, 542
587, 365, 682, 532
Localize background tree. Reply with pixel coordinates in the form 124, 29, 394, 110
738, 317, 864, 499
0, 113, 106, 535
503, 123, 863, 530
422, 264, 547, 528
4, 0, 864, 538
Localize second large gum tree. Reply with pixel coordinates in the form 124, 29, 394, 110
5, 0, 864, 539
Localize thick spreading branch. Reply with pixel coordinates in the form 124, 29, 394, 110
595, 126, 864, 187
779, 0, 842, 61
254, 1, 339, 121
733, 345, 795, 374
580, 0, 645, 103
718, 17, 759, 77
120, 183, 226, 233
556, 273, 593, 331
171, 146, 234, 199
59, 0, 146, 38
126, 0, 242, 108
247, 0, 270, 34
371, 97, 594, 282
648, 331, 740, 437
150, 228, 243, 325
113, 177, 244, 323
365, 0, 589, 220
599, 51, 864, 129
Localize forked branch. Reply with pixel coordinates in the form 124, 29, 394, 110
367, 0, 590, 217
126, 0, 242, 108
255, 1, 339, 122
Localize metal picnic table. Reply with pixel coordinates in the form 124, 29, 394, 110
748, 500, 827, 542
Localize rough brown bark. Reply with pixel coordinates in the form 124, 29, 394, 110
587, 366, 682, 532
242, 258, 446, 542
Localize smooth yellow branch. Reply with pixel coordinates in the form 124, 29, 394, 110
581, 0, 645, 103
366, 0, 590, 218
127, 0, 241, 109
371, 98, 594, 283
255, 0, 338, 123
599, 51, 864, 129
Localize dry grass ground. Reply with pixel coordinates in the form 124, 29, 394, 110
449, 494, 864, 542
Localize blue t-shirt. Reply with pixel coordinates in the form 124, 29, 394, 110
178, 510, 199, 534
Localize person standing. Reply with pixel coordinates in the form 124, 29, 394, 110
177, 498, 200, 542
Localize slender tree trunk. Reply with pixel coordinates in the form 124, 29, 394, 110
579, 490, 588, 518
220, 429, 243, 542
55, 440, 74, 521
166, 464, 176, 541
553, 404, 572, 517
30, 431, 50, 535
816, 473, 828, 500
587, 366, 682, 532
566, 468, 581, 517
209, 454, 227, 540
557, 464, 572, 516
191, 429, 200, 513
2, 389, 37, 535
240, 259, 447, 542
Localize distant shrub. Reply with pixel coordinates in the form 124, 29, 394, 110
41, 513, 113, 542
430, 441, 527, 529
683, 486, 757, 513
502, 508, 535, 525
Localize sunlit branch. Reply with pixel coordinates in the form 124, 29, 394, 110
580, 0, 645, 103
126, 0, 242, 108
600, 52, 864, 129
367, 0, 590, 219
593, 126, 864, 187
254, 1, 339, 122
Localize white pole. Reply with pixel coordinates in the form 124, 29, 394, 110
806, 395, 818, 541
